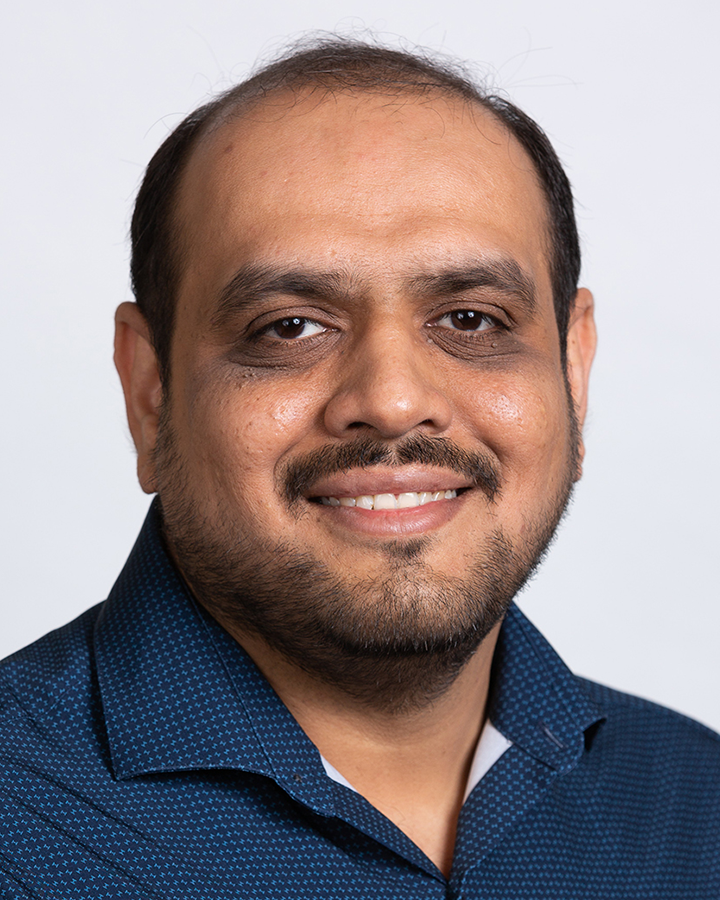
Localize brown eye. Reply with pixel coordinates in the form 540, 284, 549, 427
438, 310, 493, 332
269, 317, 325, 339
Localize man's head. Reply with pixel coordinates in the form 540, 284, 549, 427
115, 38, 596, 711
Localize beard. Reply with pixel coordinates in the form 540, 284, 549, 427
155, 408, 578, 714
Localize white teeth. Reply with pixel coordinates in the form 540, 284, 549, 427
397, 492, 420, 508
320, 489, 458, 509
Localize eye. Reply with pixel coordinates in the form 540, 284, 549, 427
265, 316, 326, 340
435, 310, 496, 332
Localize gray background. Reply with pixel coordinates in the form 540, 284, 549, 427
2, 0, 718, 730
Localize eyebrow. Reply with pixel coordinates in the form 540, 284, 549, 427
212, 264, 352, 329
211, 256, 537, 329
407, 258, 537, 312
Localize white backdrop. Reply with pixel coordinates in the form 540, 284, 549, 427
1, 0, 718, 731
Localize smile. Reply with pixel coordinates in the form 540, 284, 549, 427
319, 490, 458, 510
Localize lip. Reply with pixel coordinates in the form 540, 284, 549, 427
306, 474, 472, 537
305, 466, 473, 500
313, 494, 469, 537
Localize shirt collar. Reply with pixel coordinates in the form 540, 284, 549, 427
488, 604, 604, 773
94, 501, 335, 814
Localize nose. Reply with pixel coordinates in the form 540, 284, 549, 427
323, 323, 453, 440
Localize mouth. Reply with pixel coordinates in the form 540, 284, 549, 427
305, 480, 471, 538
295, 461, 480, 537
316, 489, 461, 510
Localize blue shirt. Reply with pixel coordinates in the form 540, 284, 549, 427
1, 503, 718, 899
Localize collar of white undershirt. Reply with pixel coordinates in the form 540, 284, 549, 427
320, 719, 512, 804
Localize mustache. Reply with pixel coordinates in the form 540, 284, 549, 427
282, 435, 500, 505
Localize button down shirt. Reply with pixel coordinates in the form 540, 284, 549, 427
1, 503, 718, 898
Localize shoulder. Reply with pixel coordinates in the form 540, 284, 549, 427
578, 675, 720, 757
0, 604, 104, 758
570, 677, 720, 838
0, 604, 101, 698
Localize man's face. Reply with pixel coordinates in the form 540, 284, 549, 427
130, 90, 594, 706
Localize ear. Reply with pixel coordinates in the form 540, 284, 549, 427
114, 302, 164, 493
565, 287, 597, 479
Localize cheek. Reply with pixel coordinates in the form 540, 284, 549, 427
185, 377, 322, 488
465, 374, 570, 468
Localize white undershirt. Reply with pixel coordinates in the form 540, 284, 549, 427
320, 719, 512, 804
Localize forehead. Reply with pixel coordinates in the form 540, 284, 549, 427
175, 89, 552, 309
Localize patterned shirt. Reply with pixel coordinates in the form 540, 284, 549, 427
1, 503, 718, 898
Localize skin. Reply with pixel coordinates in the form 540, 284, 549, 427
114, 88, 596, 876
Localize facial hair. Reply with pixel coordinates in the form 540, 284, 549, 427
155, 416, 578, 714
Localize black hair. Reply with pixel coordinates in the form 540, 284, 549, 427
130, 37, 581, 383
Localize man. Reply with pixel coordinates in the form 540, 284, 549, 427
1, 38, 718, 899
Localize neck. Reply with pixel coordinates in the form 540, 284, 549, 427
217, 616, 502, 877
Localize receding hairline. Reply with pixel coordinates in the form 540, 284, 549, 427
170, 81, 554, 301
203, 75, 489, 134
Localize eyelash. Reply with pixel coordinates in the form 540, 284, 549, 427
260, 316, 328, 340
255, 309, 504, 342
433, 310, 500, 333
233, 305, 514, 371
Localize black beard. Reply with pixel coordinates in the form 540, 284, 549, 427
155, 426, 577, 714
